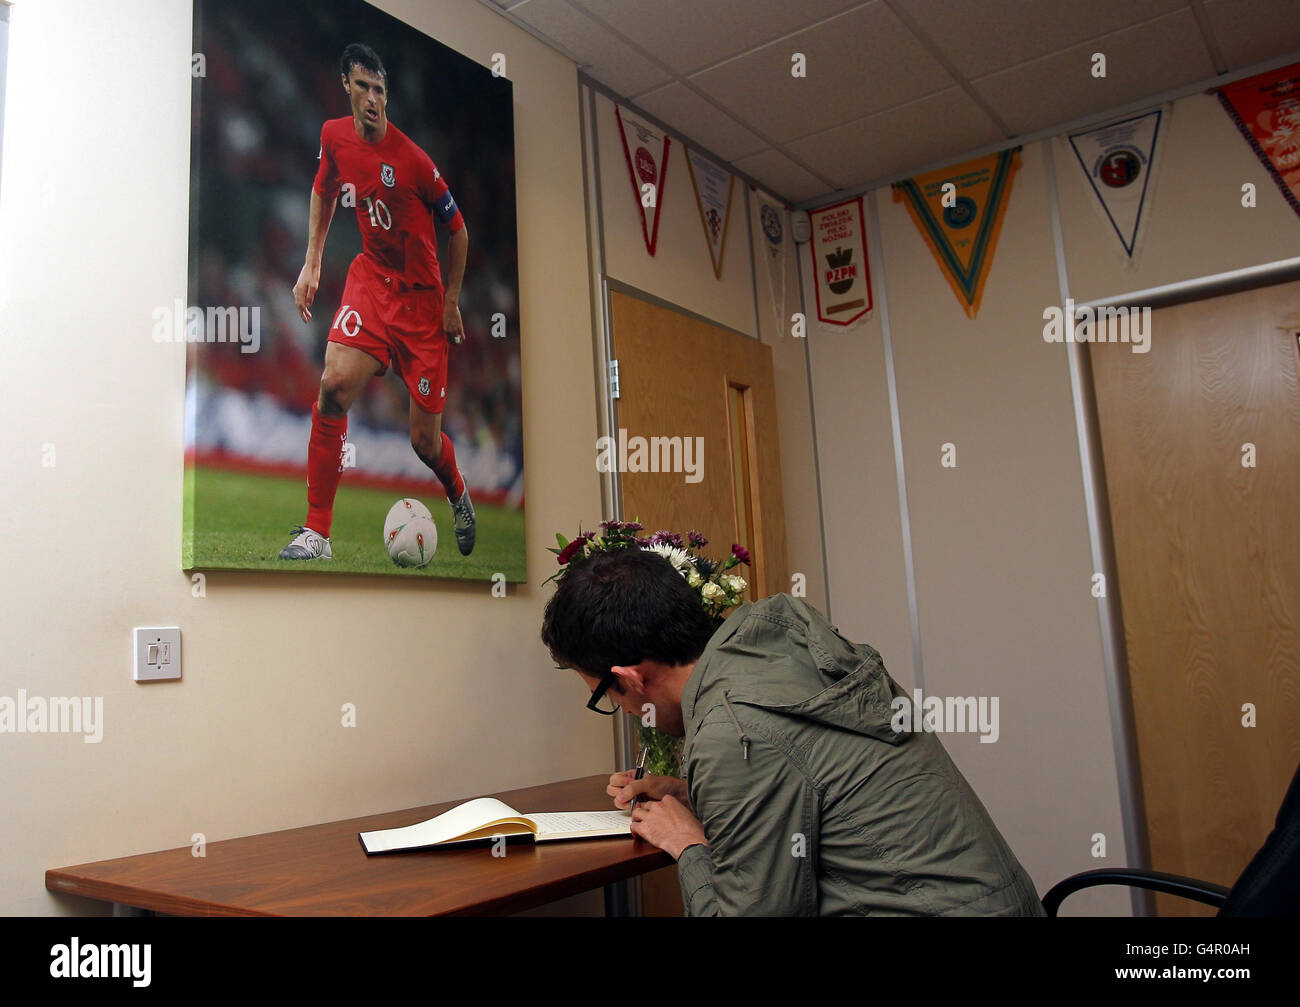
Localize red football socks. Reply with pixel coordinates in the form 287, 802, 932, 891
431, 430, 465, 501
305, 402, 348, 537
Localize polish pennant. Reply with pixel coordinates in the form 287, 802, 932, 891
615, 106, 672, 256
1065, 107, 1166, 265
685, 148, 735, 279
808, 197, 872, 326
1217, 61, 1300, 219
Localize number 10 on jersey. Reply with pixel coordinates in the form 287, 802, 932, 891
362, 196, 392, 230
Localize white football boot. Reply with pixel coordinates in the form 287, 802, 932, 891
278, 525, 333, 561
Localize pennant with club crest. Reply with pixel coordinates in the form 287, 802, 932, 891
615, 105, 671, 256
1065, 108, 1166, 264
1217, 61, 1300, 219
685, 148, 735, 278
892, 148, 1020, 319
808, 196, 872, 326
756, 189, 788, 335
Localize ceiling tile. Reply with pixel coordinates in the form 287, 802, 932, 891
971, 9, 1216, 135
689, 2, 955, 144
786, 87, 1005, 189
1202, 0, 1300, 69
634, 83, 769, 161
732, 148, 831, 203
570, 0, 863, 75
896, 0, 1188, 79
512, 0, 673, 95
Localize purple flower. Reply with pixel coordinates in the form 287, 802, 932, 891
731, 544, 751, 564
688, 530, 708, 547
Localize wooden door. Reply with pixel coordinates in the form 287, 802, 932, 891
610, 288, 789, 916
1090, 280, 1300, 916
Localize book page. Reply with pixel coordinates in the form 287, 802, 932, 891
527, 810, 633, 839
360, 797, 533, 854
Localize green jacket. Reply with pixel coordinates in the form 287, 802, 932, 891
675, 593, 1045, 916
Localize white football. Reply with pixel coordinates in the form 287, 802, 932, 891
387, 514, 438, 568
383, 497, 433, 545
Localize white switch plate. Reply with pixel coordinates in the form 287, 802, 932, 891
133, 627, 181, 682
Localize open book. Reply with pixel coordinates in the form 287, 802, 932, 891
359, 797, 634, 854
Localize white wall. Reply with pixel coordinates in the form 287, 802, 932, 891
0, 0, 608, 915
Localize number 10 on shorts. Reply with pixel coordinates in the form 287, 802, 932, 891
333, 304, 362, 338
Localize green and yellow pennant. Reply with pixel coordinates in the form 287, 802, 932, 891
891, 148, 1020, 319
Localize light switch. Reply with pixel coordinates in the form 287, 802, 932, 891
133, 627, 181, 682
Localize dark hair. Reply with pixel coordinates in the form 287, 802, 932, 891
339, 43, 388, 84
541, 548, 719, 679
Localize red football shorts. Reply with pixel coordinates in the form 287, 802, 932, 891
326, 254, 448, 414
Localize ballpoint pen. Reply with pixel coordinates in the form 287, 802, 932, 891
628, 746, 648, 815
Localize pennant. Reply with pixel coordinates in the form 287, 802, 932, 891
892, 148, 1020, 319
1066, 108, 1165, 263
1217, 62, 1300, 219
685, 149, 735, 279
615, 106, 671, 256
808, 196, 872, 326
756, 190, 788, 336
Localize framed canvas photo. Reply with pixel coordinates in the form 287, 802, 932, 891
181, 0, 524, 581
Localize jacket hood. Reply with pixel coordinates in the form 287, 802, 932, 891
685, 594, 907, 746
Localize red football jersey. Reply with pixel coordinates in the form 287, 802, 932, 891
313, 117, 464, 289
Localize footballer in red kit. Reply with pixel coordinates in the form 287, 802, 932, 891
280, 42, 476, 561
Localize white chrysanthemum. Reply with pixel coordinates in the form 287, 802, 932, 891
643, 543, 694, 575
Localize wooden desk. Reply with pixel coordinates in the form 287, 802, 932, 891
46, 774, 674, 916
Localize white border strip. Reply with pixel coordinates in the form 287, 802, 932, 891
1044, 141, 1153, 917
866, 189, 925, 692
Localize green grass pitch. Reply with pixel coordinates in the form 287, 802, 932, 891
183, 466, 526, 581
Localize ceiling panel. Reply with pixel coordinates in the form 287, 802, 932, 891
493, 0, 1300, 205
689, 2, 954, 143
635, 83, 769, 161
786, 87, 1005, 188
511, 0, 673, 95
1202, 0, 1300, 68
572, 0, 864, 76
971, 9, 1216, 135
896, 0, 1188, 79
732, 148, 831, 203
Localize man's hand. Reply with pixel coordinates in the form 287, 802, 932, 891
444, 301, 464, 344
607, 771, 689, 810
630, 794, 707, 860
293, 263, 320, 323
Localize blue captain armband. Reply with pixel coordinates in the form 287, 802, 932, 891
435, 191, 460, 224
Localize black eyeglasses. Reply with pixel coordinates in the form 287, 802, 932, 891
586, 671, 620, 716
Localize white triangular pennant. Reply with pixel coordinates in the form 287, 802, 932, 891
755, 190, 788, 337
685, 148, 735, 278
615, 106, 671, 256
1066, 107, 1166, 265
